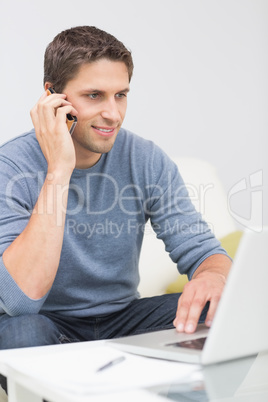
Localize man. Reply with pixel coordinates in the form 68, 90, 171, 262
0, 26, 231, 352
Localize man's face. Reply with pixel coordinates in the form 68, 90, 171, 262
63, 59, 130, 168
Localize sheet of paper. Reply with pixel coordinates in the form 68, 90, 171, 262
6, 345, 202, 395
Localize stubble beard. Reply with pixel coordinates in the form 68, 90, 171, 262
74, 126, 119, 156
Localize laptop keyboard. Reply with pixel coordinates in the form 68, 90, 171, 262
166, 337, 207, 351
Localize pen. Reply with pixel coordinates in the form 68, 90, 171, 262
96, 356, 126, 372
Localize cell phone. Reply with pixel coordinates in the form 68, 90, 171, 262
47, 87, 77, 135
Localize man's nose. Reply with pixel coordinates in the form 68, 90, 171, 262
100, 98, 121, 122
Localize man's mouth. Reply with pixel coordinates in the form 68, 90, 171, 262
92, 126, 116, 136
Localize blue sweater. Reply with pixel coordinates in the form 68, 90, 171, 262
0, 128, 227, 317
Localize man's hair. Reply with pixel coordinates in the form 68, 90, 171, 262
43, 26, 134, 92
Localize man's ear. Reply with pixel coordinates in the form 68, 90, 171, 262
44, 82, 54, 91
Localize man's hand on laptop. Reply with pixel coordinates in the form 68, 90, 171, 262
173, 254, 232, 333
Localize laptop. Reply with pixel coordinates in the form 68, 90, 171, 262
109, 228, 268, 365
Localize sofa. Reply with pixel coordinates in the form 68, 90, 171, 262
138, 157, 239, 297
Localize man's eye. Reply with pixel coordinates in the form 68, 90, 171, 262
116, 93, 127, 99
88, 93, 99, 99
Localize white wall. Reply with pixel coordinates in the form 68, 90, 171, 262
0, 0, 267, 228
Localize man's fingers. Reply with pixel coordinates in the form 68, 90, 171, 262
176, 295, 207, 333
30, 91, 48, 132
30, 90, 77, 171
174, 287, 222, 333
174, 279, 211, 333
173, 283, 196, 332
31, 90, 77, 139
185, 297, 207, 333
173, 258, 230, 334
39, 98, 72, 132
173, 299, 190, 332
205, 295, 220, 327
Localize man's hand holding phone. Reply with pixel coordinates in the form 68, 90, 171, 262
47, 88, 77, 135
30, 88, 78, 176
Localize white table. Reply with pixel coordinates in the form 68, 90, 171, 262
0, 340, 174, 402
1, 340, 268, 402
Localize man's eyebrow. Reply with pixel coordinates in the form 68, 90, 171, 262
81, 87, 130, 94
119, 87, 130, 93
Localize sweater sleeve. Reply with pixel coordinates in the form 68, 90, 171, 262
0, 156, 48, 316
146, 145, 228, 279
